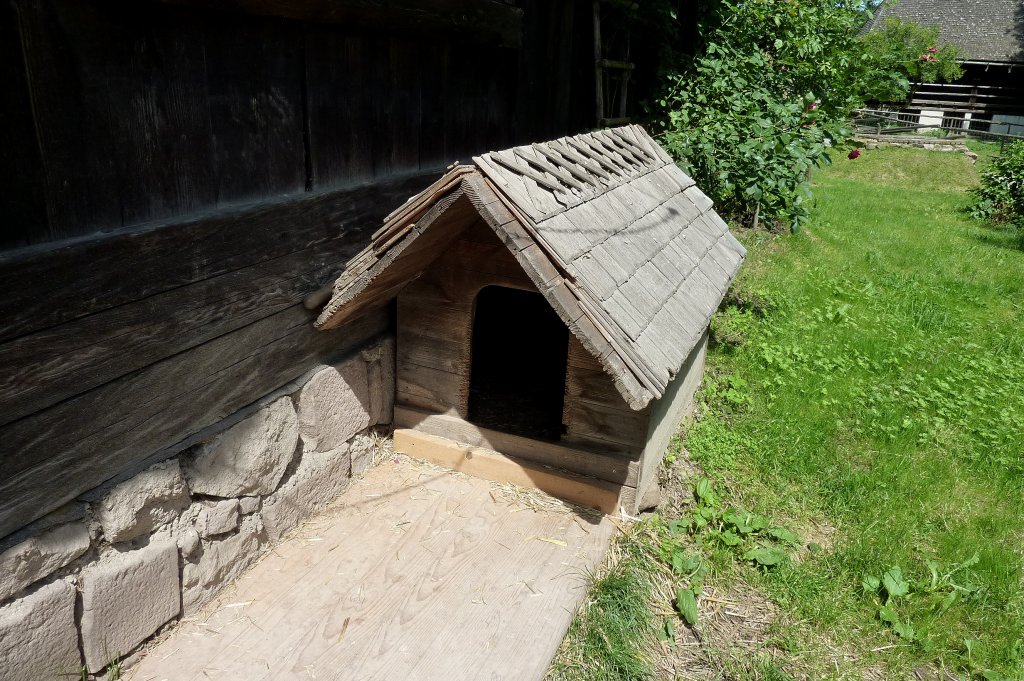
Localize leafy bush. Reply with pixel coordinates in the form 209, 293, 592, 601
969, 140, 1024, 229
859, 18, 964, 103
657, 0, 874, 230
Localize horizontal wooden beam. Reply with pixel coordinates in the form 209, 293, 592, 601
151, 0, 523, 47
394, 405, 640, 485
0, 243, 343, 427
0, 170, 437, 344
393, 428, 624, 515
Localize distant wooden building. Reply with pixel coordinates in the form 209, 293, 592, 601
316, 126, 745, 512
864, 0, 1024, 134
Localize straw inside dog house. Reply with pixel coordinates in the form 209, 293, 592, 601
315, 126, 744, 513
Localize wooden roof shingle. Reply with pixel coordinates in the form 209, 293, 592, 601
315, 126, 745, 410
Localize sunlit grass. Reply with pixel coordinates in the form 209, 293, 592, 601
694, 146, 1024, 677
551, 145, 1023, 679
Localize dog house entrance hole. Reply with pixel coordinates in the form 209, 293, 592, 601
467, 286, 569, 441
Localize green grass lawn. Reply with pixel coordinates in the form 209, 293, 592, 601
550, 146, 1024, 680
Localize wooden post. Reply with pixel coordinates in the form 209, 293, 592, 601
618, 33, 630, 120
593, 0, 603, 127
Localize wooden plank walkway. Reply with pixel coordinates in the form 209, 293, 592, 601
128, 457, 615, 681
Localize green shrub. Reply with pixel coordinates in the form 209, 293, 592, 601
969, 140, 1024, 229
657, 0, 874, 231
859, 18, 963, 103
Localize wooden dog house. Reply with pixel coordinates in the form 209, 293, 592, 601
315, 126, 745, 513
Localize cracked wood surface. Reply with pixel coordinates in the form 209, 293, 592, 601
128, 457, 615, 681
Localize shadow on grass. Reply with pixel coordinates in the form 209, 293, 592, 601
970, 223, 1024, 252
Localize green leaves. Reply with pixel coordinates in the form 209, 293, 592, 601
658, 617, 677, 650
862, 574, 881, 594
766, 526, 800, 545
882, 566, 911, 599
878, 605, 916, 641
676, 587, 699, 626
859, 17, 964, 102
743, 546, 786, 567
656, 0, 873, 226
694, 478, 714, 503
969, 140, 1024, 230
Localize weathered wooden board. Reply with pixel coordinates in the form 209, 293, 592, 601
394, 219, 537, 417
0, 0, 47, 250
396, 360, 469, 416
562, 336, 648, 453
395, 429, 623, 514
0, 305, 388, 540
14, 0, 309, 239
0, 240, 356, 426
154, 0, 524, 47
129, 459, 614, 681
0, 171, 435, 343
562, 398, 649, 451
632, 334, 707, 512
394, 406, 638, 485
310, 29, 373, 183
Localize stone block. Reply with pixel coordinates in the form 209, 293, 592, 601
350, 434, 376, 476
0, 580, 81, 680
297, 357, 371, 453
98, 459, 190, 544
80, 541, 180, 673
0, 522, 90, 603
186, 397, 299, 497
182, 516, 262, 615
195, 499, 240, 538
177, 527, 201, 561
261, 446, 351, 542
238, 496, 261, 515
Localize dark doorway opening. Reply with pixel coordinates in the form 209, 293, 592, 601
467, 286, 569, 441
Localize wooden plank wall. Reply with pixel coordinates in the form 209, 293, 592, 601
396, 219, 648, 473
0, 0, 594, 540
396, 220, 535, 416
563, 337, 650, 454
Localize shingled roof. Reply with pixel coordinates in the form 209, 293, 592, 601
864, 0, 1024, 63
315, 126, 745, 410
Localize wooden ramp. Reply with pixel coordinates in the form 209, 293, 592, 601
128, 457, 615, 681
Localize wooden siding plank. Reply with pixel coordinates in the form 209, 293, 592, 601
394, 429, 624, 515
0, 1, 48, 250
397, 360, 468, 416
0, 171, 436, 344
563, 398, 649, 451
0, 240, 351, 426
393, 406, 639, 485
154, 0, 525, 48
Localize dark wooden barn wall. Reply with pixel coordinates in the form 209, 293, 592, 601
0, 0, 594, 540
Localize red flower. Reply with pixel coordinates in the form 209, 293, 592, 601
927, 46, 938, 53
848, 148, 861, 160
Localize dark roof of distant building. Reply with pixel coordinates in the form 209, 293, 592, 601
865, 0, 1024, 63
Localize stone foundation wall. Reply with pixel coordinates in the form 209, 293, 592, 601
852, 136, 980, 163
0, 337, 394, 679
